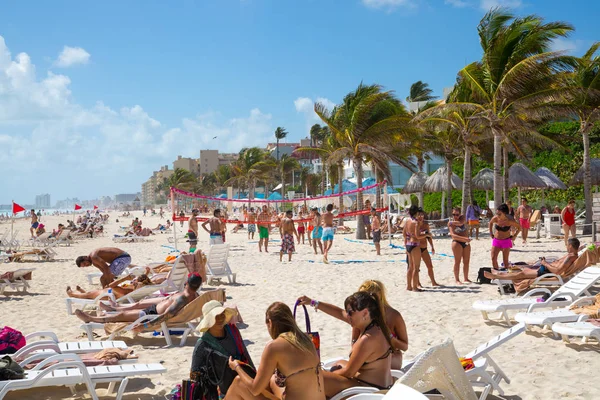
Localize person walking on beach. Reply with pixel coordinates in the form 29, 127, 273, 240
322, 204, 335, 264
257, 205, 271, 252
202, 209, 224, 245
561, 199, 577, 249
516, 198, 533, 244
311, 207, 324, 256
279, 210, 299, 262
188, 209, 199, 251
75, 247, 132, 288
371, 208, 382, 255
247, 207, 257, 240
29, 209, 39, 238
465, 201, 482, 240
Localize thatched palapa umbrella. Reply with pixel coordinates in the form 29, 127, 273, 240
401, 171, 428, 206
535, 167, 566, 207
472, 168, 494, 206
569, 159, 600, 186
423, 166, 463, 218
508, 163, 547, 202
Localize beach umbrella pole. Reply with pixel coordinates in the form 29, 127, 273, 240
485, 190, 489, 207
10, 199, 14, 242
385, 182, 392, 247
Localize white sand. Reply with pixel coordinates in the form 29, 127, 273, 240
1, 213, 598, 400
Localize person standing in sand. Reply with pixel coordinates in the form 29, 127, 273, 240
465, 200, 482, 240
561, 199, 577, 249
30, 209, 39, 238
297, 210, 306, 244
279, 210, 299, 262
202, 209, 224, 245
321, 204, 335, 264
417, 209, 439, 287
257, 205, 271, 253
311, 208, 324, 256
448, 207, 472, 284
371, 208, 381, 256
179, 210, 185, 228
247, 207, 257, 240
188, 209, 199, 251
489, 203, 521, 271
76, 247, 132, 288
515, 198, 533, 244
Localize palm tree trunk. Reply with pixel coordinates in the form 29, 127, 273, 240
276, 139, 280, 161
446, 157, 453, 217
582, 125, 593, 234
493, 129, 503, 209
417, 192, 424, 207
338, 163, 344, 226
375, 166, 381, 208
354, 157, 366, 239
321, 161, 326, 195
503, 145, 509, 203
281, 168, 286, 202
461, 145, 472, 213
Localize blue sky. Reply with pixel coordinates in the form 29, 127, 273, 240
0, 0, 597, 205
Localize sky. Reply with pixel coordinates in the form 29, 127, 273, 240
0, 0, 598, 205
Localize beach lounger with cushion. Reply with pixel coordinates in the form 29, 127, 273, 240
80, 288, 226, 347
0, 268, 35, 295
552, 320, 600, 344
206, 243, 236, 284
472, 267, 600, 324
0, 353, 166, 400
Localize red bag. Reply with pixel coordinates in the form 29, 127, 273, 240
0, 327, 26, 355
293, 301, 320, 357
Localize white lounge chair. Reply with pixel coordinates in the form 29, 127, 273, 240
0, 353, 166, 400
0, 268, 35, 294
15, 331, 127, 357
112, 235, 152, 243
472, 267, 600, 324
513, 296, 595, 330
552, 321, 600, 344
206, 243, 236, 284
346, 384, 429, 399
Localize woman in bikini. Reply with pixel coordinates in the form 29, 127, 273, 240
404, 205, 431, 291
561, 199, 577, 249
417, 209, 440, 287
297, 292, 392, 396
65, 272, 159, 300
448, 207, 472, 284
488, 203, 521, 271
226, 302, 324, 400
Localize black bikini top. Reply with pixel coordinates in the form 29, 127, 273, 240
495, 224, 511, 232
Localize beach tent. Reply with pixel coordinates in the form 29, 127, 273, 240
267, 192, 283, 201
472, 168, 494, 205
325, 179, 358, 195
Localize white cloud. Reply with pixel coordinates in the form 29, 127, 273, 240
480, 0, 522, 11
550, 38, 586, 54
445, 0, 468, 7
361, 0, 416, 11
55, 46, 90, 67
0, 36, 274, 203
294, 96, 336, 137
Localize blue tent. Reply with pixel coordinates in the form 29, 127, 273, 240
325, 179, 358, 195
362, 177, 377, 187
253, 193, 265, 199
216, 194, 227, 199
267, 192, 283, 201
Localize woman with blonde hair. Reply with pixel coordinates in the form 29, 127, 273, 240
226, 302, 324, 400
356, 280, 408, 369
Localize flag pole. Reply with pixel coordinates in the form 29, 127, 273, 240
11, 200, 14, 243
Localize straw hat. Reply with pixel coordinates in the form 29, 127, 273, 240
198, 300, 237, 332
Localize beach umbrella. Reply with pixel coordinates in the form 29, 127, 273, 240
569, 158, 600, 186
535, 167, 566, 207
423, 166, 462, 218
508, 163, 547, 202
325, 179, 357, 196
267, 192, 283, 201
401, 171, 429, 207
472, 168, 494, 205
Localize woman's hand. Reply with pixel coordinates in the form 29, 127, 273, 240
297, 295, 312, 306
228, 356, 240, 371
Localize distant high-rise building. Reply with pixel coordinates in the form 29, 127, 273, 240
141, 166, 174, 205
173, 155, 199, 175
35, 194, 51, 209
199, 150, 238, 175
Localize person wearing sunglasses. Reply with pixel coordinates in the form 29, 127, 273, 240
488, 203, 522, 271
448, 207, 472, 284
297, 292, 393, 396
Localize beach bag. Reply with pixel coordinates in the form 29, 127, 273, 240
0, 356, 25, 380
477, 268, 492, 285
293, 301, 321, 357
0, 327, 25, 355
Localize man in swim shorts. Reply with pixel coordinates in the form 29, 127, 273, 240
322, 204, 335, 264
516, 198, 533, 244
202, 208, 224, 245
279, 210, 299, 262
188, 209, 199, 251
247, 207, 257, 239
257, 205, 271, 252
76, 247, 132, 288
371, 208, 382, 255
311, 208, 323, 255
297, 210, 306, 244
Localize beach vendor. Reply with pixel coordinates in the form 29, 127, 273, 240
75, 247, 132, 288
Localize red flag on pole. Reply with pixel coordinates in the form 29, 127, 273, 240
93, 205, 98, 210
74, 204, 82, 210
12, 202, 25, 215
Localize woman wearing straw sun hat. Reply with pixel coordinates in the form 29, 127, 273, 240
190, 300, 254, 397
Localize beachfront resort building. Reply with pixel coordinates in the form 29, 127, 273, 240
142, 165, 174, 206
35, 193, 51, 209
199, 150, 239, 175
173, 156, 199, 175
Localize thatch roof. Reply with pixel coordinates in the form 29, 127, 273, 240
423, 166, 463, 193
401, 172, 429, 194
472, 168, 494, 191
569, 159, 600, 186
508, 163, 546, 189
535, 167, 567, 190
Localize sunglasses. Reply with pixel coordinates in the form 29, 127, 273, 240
452, 213, 460, 216
346, 309, 356, 316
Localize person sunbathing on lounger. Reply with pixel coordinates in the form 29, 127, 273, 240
484, 238, 580, 281
65, 271, 164, 300
74, 273, 202, 325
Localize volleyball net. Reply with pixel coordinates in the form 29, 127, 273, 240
170, 180, 391, 224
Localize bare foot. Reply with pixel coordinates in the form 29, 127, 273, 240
323, 257, 329, 264
76, 285, 86, 293
75, 309, 92, 323
406, 287, 413, 291
431, 282, 441, 287
411, 288, 422, 292
99, 302, 115, 312
455, 280, 463, 285
66, 286, 73, 295
464, 279, 473, 283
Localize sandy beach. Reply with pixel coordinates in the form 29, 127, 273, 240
1, 212, 598, 400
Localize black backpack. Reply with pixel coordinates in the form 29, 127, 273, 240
0, 356, 25, 381
477, 268, 492, 284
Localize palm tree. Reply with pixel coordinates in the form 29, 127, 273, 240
226, 147, 274, 204
274, 127, 288, 161
458, 8, 573, 207
406, 81, 438, 113
315, 83, 418, 239
279, 155, 301, 200
168, 168, 198, 192
213, 164, 232, 194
